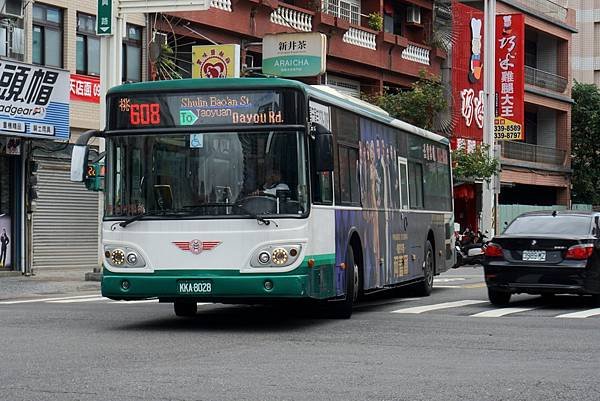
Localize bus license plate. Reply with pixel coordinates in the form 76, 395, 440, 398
522, 250, 546, 261
177, 280, 212, 294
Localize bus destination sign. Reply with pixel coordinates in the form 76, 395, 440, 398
110, 91, 285, 130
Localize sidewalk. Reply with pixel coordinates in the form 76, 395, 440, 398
0, 268, 101, 301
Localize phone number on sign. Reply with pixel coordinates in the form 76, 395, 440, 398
494, 125, 522, 140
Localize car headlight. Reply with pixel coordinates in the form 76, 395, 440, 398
104, 245, 146, 268
250, 245, 301, 268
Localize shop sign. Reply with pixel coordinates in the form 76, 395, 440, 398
262, 32, 326, 77
192, 45, 241, 79
70, 74, 100, 103
451, 2, 484, 149
96, 0, 112, 35
0, 60, 70, 141
495, 14, 525, 141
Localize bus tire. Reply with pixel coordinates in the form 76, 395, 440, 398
174, 299, 197, 317
330, 246, 358, 319
415, 241, 434, 297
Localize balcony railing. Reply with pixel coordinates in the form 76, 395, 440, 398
501, 140, 566, 165
401, 44, 430, 65
270, 4, 313, 32
525, 66, 568, 93
211, 0, 231, 11
516, 0, 567, 21
343, 27, 377, 50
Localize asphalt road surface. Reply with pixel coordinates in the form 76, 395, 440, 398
1, 266, 599, 401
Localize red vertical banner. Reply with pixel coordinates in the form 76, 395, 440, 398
451, 2, 484, 150
495, 14, 525, 141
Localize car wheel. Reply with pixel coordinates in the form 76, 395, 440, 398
415, 241, 434, 296
174, 299, 197, 317
488, 288, 511, 306
329, 246, 358, 319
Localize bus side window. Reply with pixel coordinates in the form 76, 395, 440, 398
408, 161, 424, 209
398, 157, 409, 209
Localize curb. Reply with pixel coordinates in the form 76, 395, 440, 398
0, 270, 21, 278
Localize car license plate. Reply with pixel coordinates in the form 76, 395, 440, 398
177, 280, 212, 294
522, 250, 546, 261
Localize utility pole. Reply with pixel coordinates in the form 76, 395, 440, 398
482, 0, 496, 236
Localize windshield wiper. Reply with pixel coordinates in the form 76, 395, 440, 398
118, 210, 182, 228
182, 203, 277, 227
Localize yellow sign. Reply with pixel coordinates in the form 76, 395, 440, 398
494, 117, 524, 140
192, 45, 240, 79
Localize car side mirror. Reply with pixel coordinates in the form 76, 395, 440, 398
311, 123, 333, 173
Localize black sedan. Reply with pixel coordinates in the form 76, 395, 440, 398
483, 211, 600, 306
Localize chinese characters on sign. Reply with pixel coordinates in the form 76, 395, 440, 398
0, 60, 70, 141
451, 3, 484, 152
96, 0, 112, 35
495, 14, 525, 140
70, 74, 101, 103
191, 45, 240, 79
262, 32, 326, 77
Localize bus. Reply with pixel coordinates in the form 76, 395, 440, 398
70, 77, 455, 319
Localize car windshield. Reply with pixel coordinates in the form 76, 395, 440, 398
105, 131, 308, 218
504, 215, 592, 235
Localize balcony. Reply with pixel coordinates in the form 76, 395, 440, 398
501, 141, 566, 166
401, 43, 430, 65
211, 0, 232, 11
342, 26, 377, 50
515, 0, 567, 22
525, 66, 567, 93
270, 4, 313, 32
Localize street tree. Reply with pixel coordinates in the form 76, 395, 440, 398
571, 82, 600, 205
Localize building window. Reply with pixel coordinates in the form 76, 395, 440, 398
122, 24, 142, 82
322, 0, 360, 25
76, 14, 100, 76
32, 4, 63, 68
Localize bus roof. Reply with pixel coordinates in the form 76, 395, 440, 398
108, 77, 449, 145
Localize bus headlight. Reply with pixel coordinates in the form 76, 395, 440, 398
111, 249, 126, 265
104, 245, 146, 268
271, 248, 288, 265
250, 245, 301, 268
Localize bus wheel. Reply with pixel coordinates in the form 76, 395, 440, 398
174, 299, 197, 317
415, 241, 434, 296
330, 247, 358, 319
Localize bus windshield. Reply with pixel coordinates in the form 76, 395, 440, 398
105, 130, 308, 219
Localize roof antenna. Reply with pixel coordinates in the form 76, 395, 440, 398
552, 210, 557, 217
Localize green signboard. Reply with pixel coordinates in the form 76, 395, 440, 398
96, 0, 112, 35
262, 33, 326, 78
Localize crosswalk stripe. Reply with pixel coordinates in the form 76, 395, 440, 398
390, 299, 487, 314
471, 307, 536, 318
0, 295, 100, 305
555, 308, 600, 319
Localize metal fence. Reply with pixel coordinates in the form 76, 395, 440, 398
525, 66, 568, 93
501, 140, 566, 165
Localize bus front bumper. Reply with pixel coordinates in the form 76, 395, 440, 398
101, 268, 334, 302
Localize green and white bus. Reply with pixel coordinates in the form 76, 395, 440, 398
71, 77, 455, 318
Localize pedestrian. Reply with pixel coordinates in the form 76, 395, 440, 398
0, 228, 9, 268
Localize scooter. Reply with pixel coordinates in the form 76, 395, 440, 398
454, 228, 487, 267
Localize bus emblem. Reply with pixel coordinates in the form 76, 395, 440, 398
173, 240, 222, 254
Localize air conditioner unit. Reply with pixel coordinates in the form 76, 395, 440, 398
406, 5, 421, 24
0, 0, 23, 18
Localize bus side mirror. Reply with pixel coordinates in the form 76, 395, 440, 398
70, 145, 89, 182
312, 123, 333, 172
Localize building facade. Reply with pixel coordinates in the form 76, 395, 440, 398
0, 0, 145, 272
452, 0, 575, 233
572, 0, 600, 84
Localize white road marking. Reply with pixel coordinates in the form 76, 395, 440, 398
390, 299, 487, 314
48, 297, 108, 303
555, 308, 600, 319
434, 278, 467, 283
0, 295, 100, 305
471, 307, 537, 318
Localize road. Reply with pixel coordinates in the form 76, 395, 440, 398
1, 266, 599, 401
